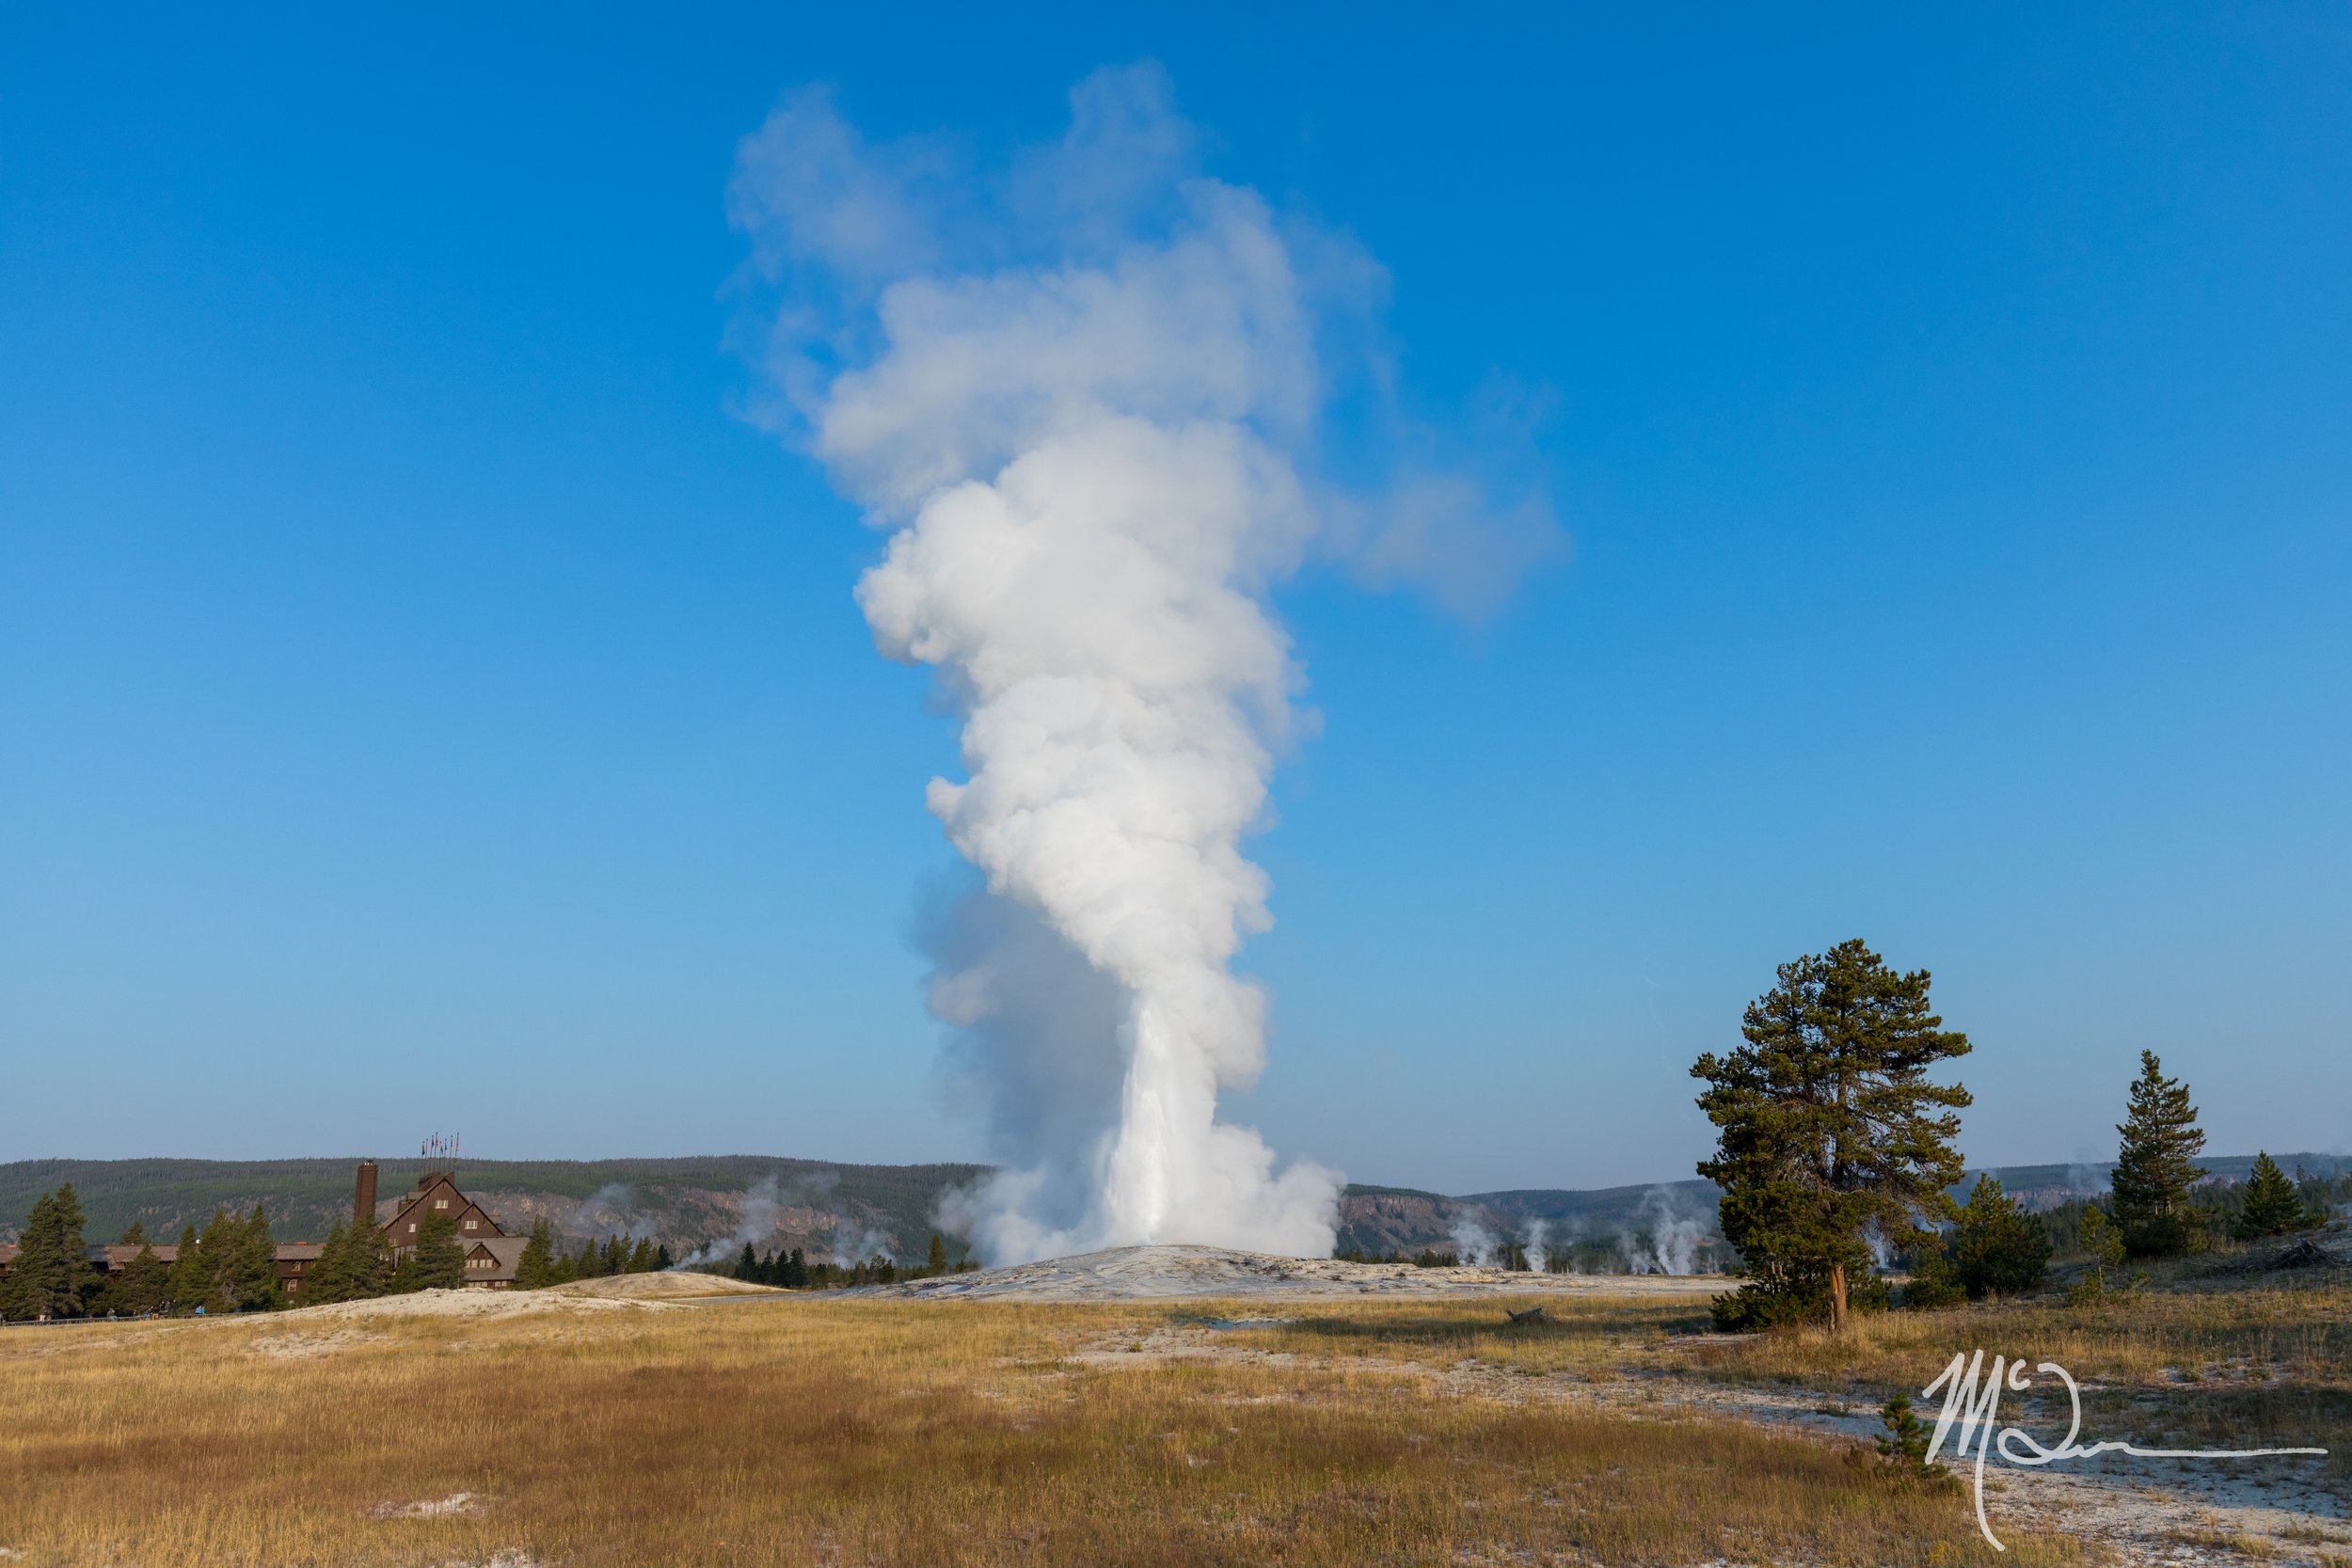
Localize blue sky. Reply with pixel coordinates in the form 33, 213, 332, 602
3, 5, 2345, 1191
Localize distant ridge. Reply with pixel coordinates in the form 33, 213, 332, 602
1338, 1151, 2352, 1257
5, 1151, 2342, 1258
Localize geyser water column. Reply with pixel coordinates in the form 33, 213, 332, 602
856, 412, 1339, 1260
729, 65, 1554, 1263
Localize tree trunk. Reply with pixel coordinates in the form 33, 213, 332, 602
1829, 1261, 1849, 1335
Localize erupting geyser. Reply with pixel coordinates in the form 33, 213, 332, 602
730, 66, 1554, 1263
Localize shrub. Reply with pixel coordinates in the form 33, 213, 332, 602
1710, 1271, 1890, 1331
1899, 1255, 1966, 1310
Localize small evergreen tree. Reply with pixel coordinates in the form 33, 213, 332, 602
1874, 1394, 1951, 1491
409, 1208, 467, 1291
2235, 1152, 2316, 1240
389, 1248, 421, 1294
166, 1222, 205, 1312
306, 1220, 355, 1305
2076, 1203, 2124, 1269
1947, 1175, 2052, 1299
735, 1242, 757, 1281
2110, 1051, 2208, 1257
655, 1243, 675, 1271
516, 1217, 555, 1290
233, 1201, 279, 1310
196, 1207, 246, 1312
1693, 940, 1973, 1332
927, 1233, 947, 1275
601, 1235, 628, 1275
110, 1241, 172, 1315
628, 1237, 658, 1274
345, 1213, 392, 1299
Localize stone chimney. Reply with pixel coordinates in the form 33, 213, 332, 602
354, 1160, 379, 1226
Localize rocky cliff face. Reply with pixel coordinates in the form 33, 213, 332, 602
1333, 1188, 1493, 1255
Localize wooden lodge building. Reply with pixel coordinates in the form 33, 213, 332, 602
1, 1163, 529, 1302
373, 1164, 532, 1288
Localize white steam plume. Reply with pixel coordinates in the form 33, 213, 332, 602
676, 1171, 858, 1270
731, 65, 1556, 1265
678, 1173, 792, 1269
1448, 1214, 1501, 1268
1621, 1186, 1704, 1275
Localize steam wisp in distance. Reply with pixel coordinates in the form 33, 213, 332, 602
676, 1172, 889, 1270
1449, 1214, 1502, 1268
1621, 1186, 1705, 1275
730, 66, 1555, 1264
571, 1182, 660, 1243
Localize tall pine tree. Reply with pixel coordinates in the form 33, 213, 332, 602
2235, 1151, 2315, 1240
1693, 939, 1972, 1332
2110, 1050, 2208, 1258
1, 1187, 91, 1320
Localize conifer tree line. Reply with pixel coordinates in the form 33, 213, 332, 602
1692, 941, 2336, 1334
508, 1217, 672, 1291
0, 1191, 675, 1316
704, 1232, 979, 1290
0, 1188, 288, 1319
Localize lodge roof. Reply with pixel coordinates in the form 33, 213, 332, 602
384, 1172, 506, 1238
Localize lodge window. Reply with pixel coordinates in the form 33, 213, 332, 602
435, 1199, 449, 1211
464, 1219, 477, 1230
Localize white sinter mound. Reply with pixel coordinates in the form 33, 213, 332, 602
866, 1244, 1726, 1302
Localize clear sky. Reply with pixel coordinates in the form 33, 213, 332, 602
4, 5, 2345, 1192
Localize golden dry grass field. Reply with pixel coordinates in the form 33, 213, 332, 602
2, 1276, 2344, 1568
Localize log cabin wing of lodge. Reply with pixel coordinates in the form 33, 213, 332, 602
0, 1163, 525, 1300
